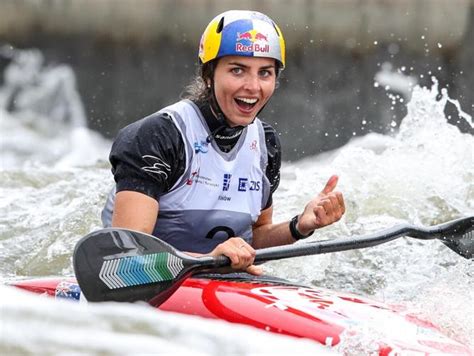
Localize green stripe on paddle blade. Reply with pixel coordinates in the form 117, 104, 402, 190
99, 253, 183, 289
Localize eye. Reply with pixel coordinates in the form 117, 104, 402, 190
259, 69, 274, 78
231, 67, 243, 75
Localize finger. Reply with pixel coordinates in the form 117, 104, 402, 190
327, 194, 342, 216
313, 205, 327, 223
335, 191, 345, 215
324, 193, 346, 222
227, 251, 241, 267
320, 198, 334, 216
321, 175, 338, 195
219, 240, 241, 267
246, 265, 263, 276
230, 239, 255, 269
239, 246, 256, 268
315, 199, 340, 227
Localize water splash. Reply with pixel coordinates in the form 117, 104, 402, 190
0, 46, 111, 169
331, 78, 473, 224
374, 62, 418, 99
0, 285, 334, 355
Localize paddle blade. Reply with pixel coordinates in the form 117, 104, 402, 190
73, 228, 204, 305
441, 230, 474, 259
408, 215, 474, 259
432, 216, 473, 259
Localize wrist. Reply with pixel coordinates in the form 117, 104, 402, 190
289, 215, 314, 240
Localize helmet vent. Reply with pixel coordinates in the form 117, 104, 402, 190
216, 17, 224, 33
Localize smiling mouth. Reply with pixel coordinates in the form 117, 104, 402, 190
235, 97, 258, 111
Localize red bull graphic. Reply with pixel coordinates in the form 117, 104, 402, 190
255, 33, 268, 42
236, 29, 270, 54
237, 31, 253, 41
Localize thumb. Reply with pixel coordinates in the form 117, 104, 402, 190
321, 175, 338, 195
246, 265, 263, 276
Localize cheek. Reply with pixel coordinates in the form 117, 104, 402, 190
214, 86, 229, 106
215, 81, 238, 102
263, 82, 276, 99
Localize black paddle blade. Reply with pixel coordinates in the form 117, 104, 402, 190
439, 218, 474, 259
442, 232, 474, 259
73, 228, 212, 305
408, 216, 474, 259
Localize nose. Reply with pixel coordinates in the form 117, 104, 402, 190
243, 73, 260, 92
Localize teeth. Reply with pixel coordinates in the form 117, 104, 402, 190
237, 97, 258, 104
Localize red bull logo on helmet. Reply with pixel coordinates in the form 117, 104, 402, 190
236, 29, 270, 54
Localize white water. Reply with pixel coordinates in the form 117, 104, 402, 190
0, 47, 473, 354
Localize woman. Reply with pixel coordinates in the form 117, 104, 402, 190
102, 10, 345, 275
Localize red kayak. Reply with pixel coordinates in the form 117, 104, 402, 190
11, 274, 472, 355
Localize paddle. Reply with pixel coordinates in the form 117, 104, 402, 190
73, 215, 473, 306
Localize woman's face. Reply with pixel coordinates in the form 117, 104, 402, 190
212, 56, 277, 127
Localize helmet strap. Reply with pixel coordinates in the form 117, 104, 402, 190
205, 73, 246, 143
208, 77, 228, 128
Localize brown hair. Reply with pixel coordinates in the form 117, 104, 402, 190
181, 62, 215, 102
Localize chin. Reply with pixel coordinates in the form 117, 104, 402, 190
230, 116, 255, 127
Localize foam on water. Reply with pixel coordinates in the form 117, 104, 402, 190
0, 167, 111, 279
0, 285, 334, 355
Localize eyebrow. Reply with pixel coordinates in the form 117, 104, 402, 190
227, 61, 276, 70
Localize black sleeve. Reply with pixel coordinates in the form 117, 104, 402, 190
109, 112, 186, 200
262, 121, 282, 209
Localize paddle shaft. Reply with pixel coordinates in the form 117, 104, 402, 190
212, 216, 473, 265
209, 224, 409, 266
256, 225, 410, 262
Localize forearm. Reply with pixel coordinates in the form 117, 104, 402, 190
252, 220, 296, 249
